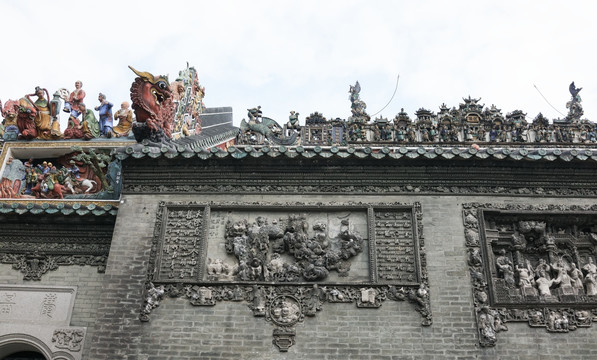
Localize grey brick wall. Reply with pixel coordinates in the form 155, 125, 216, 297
87, 194, 597, 359
0, 263, 104, 358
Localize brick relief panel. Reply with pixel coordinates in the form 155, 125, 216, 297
142, 201, 429, 351
464, 203, 597, 346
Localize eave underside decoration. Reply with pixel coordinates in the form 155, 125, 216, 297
122, 154, 597, 197
0, 212, 116, 280
463, 203, 597, 347
140, 201, 430, 351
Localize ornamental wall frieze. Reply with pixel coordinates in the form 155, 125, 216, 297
0, 214, 115, 280
463, 202, 597, 347
123, 183, 597, 197
141, 201, 430, 351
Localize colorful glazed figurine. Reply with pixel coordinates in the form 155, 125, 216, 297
112, 101, 134, 137
95, 93, 113, 137
80, 103, 100, 139
0, 99, 20, 139
64, 80, 86, 118
25, 87, 62, 140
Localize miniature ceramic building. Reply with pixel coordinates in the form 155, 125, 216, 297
1, 69, 597, 359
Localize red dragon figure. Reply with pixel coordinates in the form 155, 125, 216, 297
16, 98, 38, 140
128, 66, 176, 145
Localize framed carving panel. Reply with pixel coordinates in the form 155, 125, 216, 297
464, 203, 597, 347
143, 201, 430, 351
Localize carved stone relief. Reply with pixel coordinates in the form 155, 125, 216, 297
464, 203, 597, 346
0, 214, 114, 280
142, 201, 430, 351
52, 328, 85, 352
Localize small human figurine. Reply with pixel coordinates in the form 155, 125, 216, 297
68, 160, 81, 179
25, 86, 62, 140
112, 101, 134, 137
80, 103, 100, 139
64, 80, 86, 117
95, 93, 113, 137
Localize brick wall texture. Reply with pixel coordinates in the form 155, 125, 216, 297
78, 193, 597, 359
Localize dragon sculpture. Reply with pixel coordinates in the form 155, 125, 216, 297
240, 106, 299, 145
128, 66, 176, 145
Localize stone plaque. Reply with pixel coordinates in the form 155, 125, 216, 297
0, 285, 77, 326
153, 205, 206, 282
372, 208, 419, 284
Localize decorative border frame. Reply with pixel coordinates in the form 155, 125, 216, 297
463, 202, 597, 347
141, 201, 431, 351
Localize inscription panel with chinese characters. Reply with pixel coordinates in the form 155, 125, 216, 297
373, 209, 419, 284
0, 285, 77, 326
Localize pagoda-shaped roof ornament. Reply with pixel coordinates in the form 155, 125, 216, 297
484, 104, 505, 126
506, 110, 527, 128
373, 115, 389, 125
415, 108, 435, 126
532, 112, 550, 128
305, 111, 327, 125
393, 108, 411, 127
459, 96, 484, 114
459, 97, 484, 124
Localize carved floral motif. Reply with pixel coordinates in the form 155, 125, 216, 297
52, 328, 85, 352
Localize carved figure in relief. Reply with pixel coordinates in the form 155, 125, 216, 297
304, 284, 325, 316
583, 258, 597, 295
468, 248, 483, 267
535, 258, 551, 280
516, 263, 535, 288
141, 283, 165, 319
495, 249, 515, 287
327, 287, 345, 302
225, 214, 363, 283
551, 257, 574, 292
569, 263, 584, 294
249, 285, 266, 315
271, 296, 301, 325
477, 307, 497, 344
535, 269, 554, 297
206, 258, 233, 280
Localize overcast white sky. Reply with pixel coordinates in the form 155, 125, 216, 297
1, 1, 596, 129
